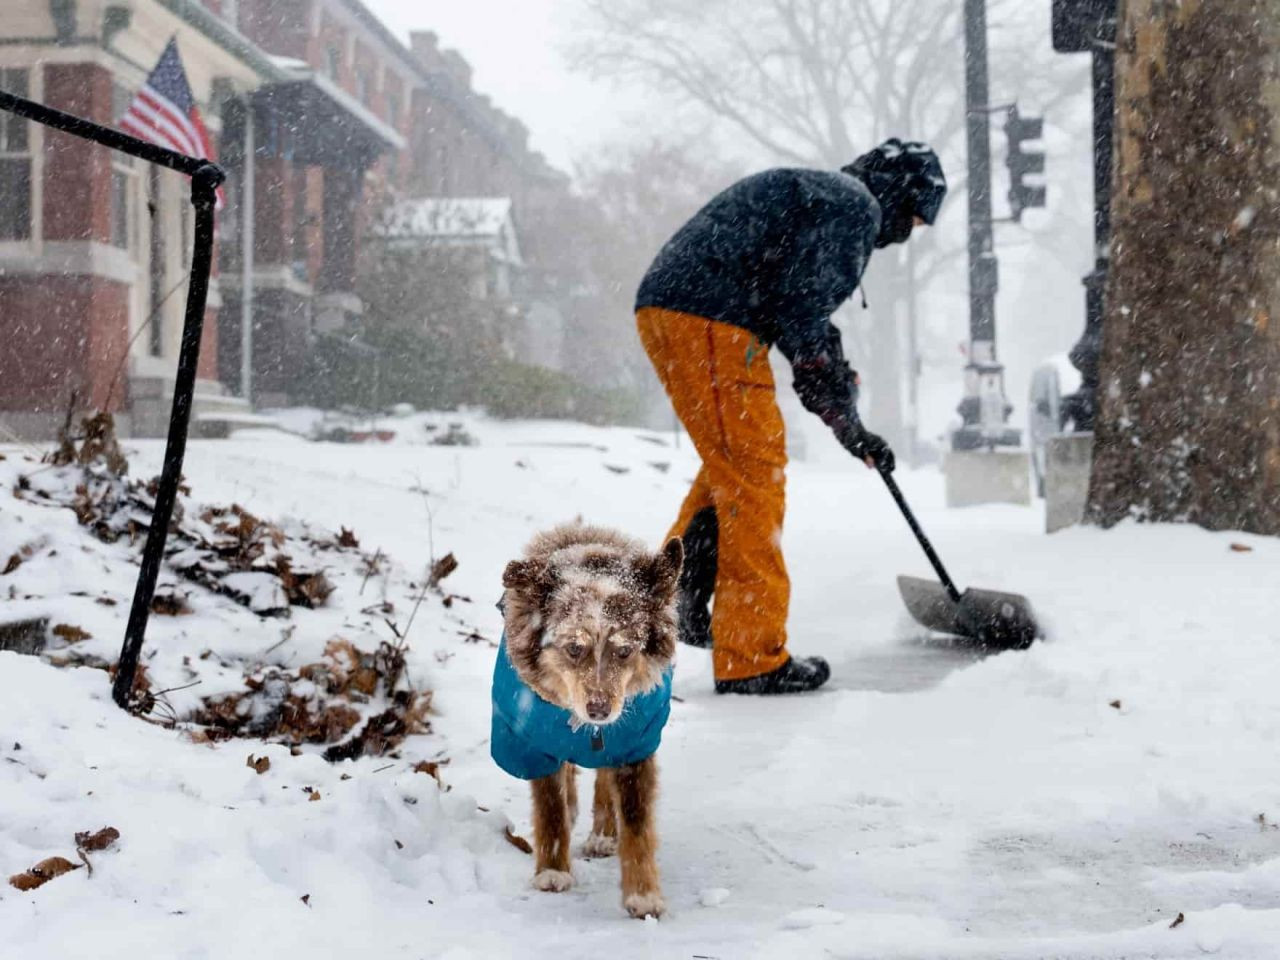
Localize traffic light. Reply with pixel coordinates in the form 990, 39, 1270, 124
1004, 105, 1046, 222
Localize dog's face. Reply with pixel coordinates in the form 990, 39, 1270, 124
502, 529, 682, 727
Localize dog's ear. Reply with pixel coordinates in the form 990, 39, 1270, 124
638, 537, 683, 603
502, 559, 539, 590
640, 539, 683, 660
502, 559, 556, 674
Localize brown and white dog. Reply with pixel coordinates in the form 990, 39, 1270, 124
496, 523, 682, 919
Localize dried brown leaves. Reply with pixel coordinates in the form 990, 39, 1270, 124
9, 857, 80, 891
427, 553, 459, 590
412, 759, 449, 785
75, 827, 121, 853
503, 828, 533, 856
19, 414, 365, 622
151, 591, 193, 616
194, 640, 430, 762
48, 411, 128, 477
9, 827, 119, 891
51, 624, 92, 644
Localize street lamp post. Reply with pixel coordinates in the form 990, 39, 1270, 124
955, 0, 1020, 451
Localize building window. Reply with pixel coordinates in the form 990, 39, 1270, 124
110, 86, 141, 252
109, 86, 140, 251
356, 70, 371, 105
326, 46, 342, 81
386, 90, 401, 129
110, 158, 135, 249
292, 166, 310, 281
0, 68, 32, 242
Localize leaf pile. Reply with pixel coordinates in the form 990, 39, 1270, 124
15, 414, 359, 620
192, 639, 431, 760
16, 413, 441, 758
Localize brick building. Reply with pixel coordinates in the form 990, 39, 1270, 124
0, 0, 573, 437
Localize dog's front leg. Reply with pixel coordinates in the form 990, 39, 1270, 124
615, 757, 664, 918
584, 768, 619, 858
530, 763, 574, 891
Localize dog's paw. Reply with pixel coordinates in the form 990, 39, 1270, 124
532, 869, 574, 893
624, 891, 666, 919
582, 833, 618, 859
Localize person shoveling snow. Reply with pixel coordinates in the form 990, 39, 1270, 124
635, 139, 947, 695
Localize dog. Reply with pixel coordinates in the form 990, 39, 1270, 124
492, 522, 683, 919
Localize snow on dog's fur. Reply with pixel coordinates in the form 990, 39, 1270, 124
501, 522, 682, 918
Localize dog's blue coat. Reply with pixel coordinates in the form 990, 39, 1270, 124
490, 637, 673, 781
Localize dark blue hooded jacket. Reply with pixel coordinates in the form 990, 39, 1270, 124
490, 639, 674, 781
635, 141, 946, 434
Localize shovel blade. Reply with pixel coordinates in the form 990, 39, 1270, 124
897, 576, 1040, 650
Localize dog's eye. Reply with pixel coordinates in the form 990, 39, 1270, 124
565, 642, 586, 659
615, 645, 634, 660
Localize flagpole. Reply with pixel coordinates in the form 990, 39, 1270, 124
239, 100, 255, 403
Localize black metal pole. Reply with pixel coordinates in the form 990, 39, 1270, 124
1051, 0, 1117, 432
0, 88, 225, 709
113, 165, 222, 707
0, 88, 208, 177
1063, 42, 1115, 431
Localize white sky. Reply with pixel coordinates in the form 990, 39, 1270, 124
360, 0, 653, 172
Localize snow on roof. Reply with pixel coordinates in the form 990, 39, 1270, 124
378, 197, 522, 266
384, 197, 514, 239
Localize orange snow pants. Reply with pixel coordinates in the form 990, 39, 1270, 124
636, 306, 790, 681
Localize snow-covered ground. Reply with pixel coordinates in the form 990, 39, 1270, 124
4, 410, 1280, 959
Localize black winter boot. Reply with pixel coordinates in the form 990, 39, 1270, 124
676, 506, 717, 649
714, 656, 831, 695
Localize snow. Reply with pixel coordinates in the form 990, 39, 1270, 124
5, 412, 1280, 958
386, 198, 513, 237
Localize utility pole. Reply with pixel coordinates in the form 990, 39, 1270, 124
954, 0, 1020, 451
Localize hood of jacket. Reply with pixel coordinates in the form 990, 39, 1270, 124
843, 138, 947, 247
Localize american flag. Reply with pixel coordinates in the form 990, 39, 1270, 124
119, 38, 222, 202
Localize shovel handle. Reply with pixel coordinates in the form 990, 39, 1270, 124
877, 467, 963, 604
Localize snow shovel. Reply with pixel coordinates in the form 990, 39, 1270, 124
877, 467, 1040, 650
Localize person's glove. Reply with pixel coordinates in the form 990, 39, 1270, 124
842, 426, 896, 473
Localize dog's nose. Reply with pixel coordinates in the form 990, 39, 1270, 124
586, 697, 610, 721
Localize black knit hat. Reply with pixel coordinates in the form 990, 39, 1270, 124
843, 139, 947, 225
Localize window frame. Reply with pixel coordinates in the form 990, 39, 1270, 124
0, 66, 36, 246
386, 88, 401, 130
109, 84, 142, 254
